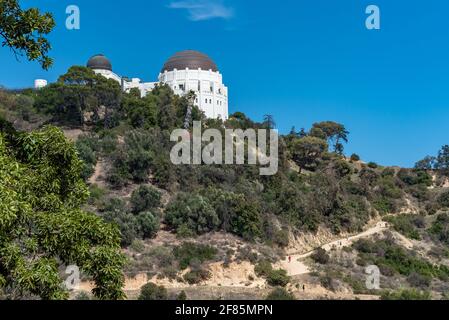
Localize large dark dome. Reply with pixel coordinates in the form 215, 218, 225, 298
87, 54, 112, 71
161, 50, 218, 73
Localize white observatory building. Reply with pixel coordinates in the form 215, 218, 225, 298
86, 50, 229, 120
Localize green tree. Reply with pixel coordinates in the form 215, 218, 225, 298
165, 193, 220, 236
203, 188, 262, 240
312, 121, 349, 154
415, 156, 436, 170
0, 125, 125, 299
0, 0, 55, 69
435, 145, 449, 175
290, 136, 328, 172
263, 114, 276, 129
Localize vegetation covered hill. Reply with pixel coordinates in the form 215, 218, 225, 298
1, 66, 449, 300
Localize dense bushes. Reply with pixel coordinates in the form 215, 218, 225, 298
255, 261, 290, 287
183, 269, 212, 284
202, 188, 263, 240
131, 185, 162, 213
173, 243, 218, 270
311, 248, 330, 264
165, 193, 220, 236
75, 134, 99, 180
429, 213, 449, 245
138, 282, 168, 300
381, 289, 431, 300
100, 197, 160, 246
384, 215, 425, 240
266, 288, 295, 300
137, 212, 160, 239
354, 239, 449, 282
437, 191, 449, 209
397, 169, 432, 186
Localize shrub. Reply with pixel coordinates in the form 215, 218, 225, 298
75, 137, 98, 180
367, 162, 378, 169
272, 229, 289, 247
407, 272, 431, 289
137, 212, 160, 239
429, 213, 449, 245
130, 239, 145, 253
183, 268, 211, 284
381, 289, 431, 300
88, 184, 106, 205
165, 193, 220, 235
398, 169, 432, 186
130, 185, 162, 214
101, 198, 139, 247
138, 282, 168, 300
75, 292, 91, 300
266, 288, 295, 300
203, 188, 263, 240
437, 191, 449, 208
311, 248, 330, 264
384, 215, 422, 240
177, 291, 187, 300
254, 261, 289, 287
266, 269, 290, 287
173, 243, 217, 270
333, 159, 352, 178
255, 261, 273, 278
350, 154, 360, 162
320, 275, 336, 291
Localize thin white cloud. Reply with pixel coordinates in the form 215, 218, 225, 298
168, 0, 234, 21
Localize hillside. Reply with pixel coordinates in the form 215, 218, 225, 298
1, 67, 449, 300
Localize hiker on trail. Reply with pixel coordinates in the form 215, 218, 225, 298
288, 256, 292, 263
303, 285, 306, 292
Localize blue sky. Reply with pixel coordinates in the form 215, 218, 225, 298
1, 0, 449, 167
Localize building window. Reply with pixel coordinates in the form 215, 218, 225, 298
179, 84, 185, 91
205, 98, 208, 104
209, 99, 212, 104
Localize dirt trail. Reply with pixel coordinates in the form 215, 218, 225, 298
76, 223, 391, 296
278, 222, 389, 276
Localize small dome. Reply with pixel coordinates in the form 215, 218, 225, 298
87, 54, 112, 71
161, 50, 218, 73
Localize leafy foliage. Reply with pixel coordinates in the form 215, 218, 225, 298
0, 0, 55, 69
266, 287, 295, 300
0, 125, 125, 299
165, 193, 220, 236
130, 185, 162, 214
138, 282, 168, 300
173, 243, 217, 270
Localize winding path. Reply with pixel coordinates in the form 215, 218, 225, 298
278, 222, 389, 276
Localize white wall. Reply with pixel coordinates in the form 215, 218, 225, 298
159, 68, 229, 120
